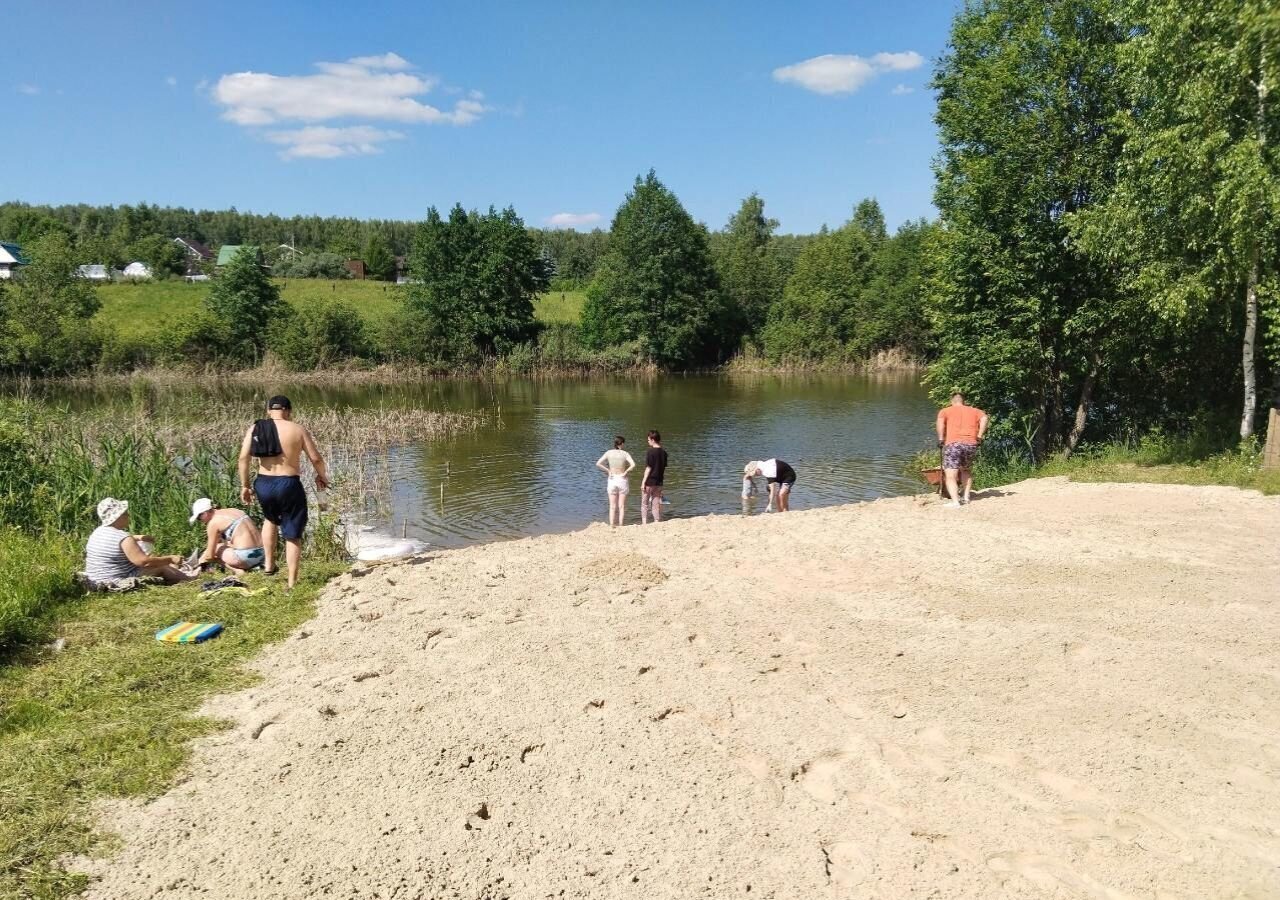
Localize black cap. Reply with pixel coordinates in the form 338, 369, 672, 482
267, 395, 292, 410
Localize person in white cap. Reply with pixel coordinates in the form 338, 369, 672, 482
189, 497, 266, 572
83, 498, 191, 588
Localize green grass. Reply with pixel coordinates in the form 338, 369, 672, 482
95, 280, 586, 340
0, 563, 341, 899
0, 530, 81, 652
912, 436, 1280, 496
534, 289, 586, 324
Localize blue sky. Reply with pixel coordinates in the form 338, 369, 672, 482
1, 1, 956, 234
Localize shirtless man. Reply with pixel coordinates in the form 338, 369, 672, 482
238, 395, 329, 588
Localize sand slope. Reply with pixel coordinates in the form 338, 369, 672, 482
78, 479, 1280, 899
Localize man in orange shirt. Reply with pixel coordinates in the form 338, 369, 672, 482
936, 392, 989, 507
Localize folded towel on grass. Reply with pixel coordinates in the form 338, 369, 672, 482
155, 622, 223, 643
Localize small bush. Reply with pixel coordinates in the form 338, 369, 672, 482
498, 341, 537, 375
268, 298, 372, 370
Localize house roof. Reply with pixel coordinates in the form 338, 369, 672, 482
0, 242, 29, 266
215, 244, 261, 266
174, 237, 213, 259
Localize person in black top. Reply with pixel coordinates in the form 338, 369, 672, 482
641, 430, 669, 524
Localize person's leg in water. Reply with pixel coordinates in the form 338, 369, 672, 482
650, 486, 663, 522
261, 519, 279, 573
778, 483, 791, 512
284, 538, 302, 588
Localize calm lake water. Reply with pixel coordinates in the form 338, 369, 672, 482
40, 374, 936, 550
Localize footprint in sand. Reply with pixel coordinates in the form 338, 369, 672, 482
986, 851, 1134, 900
821, 841, 873, 889
793, 751, 858, 803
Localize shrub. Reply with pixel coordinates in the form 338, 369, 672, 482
268, 298, 372, 370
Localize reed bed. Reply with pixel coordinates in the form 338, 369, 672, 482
0, 397, 487, 650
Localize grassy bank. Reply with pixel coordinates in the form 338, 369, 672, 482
0, 394, 486, 896
0, 564, 340, 899
0, 398, 483, 651
912, 435, 1280, 497
95, 280, 585, 339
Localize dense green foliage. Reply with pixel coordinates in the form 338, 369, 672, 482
928, 0, 1275, 458
582, 171, 728, 367
272, 251, 352, 280
929, 0, 1131, 457
204, 246, 285, 363
1071, 0, 1280, 440
0, 232, 102, 375
400, 205, 547, 364
712, 194, 783, 350
761, 222, 874, 362
268, 298, 372, 369
362, 233, 396, 281
756, 199, 934, 364
126, 233, 185, 279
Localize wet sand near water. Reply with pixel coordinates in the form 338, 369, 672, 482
75, 478, 1280, 898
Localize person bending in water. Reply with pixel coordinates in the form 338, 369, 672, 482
595, 435, 635, 527
190, 497, 266, 572
743, 459, 796, 512
641, 430, 668, 524
238, 395, 329, 588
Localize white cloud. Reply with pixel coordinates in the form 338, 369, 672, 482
872, 51, 925, 71
264, 125, 405, 160
545, 212, 603, 229
213, 53, 485, 127
15, 83, 39, 95
891, 83, 915, 95
166, 75, 178, 87
773, 50, 924, 95
346, 52, 412, 71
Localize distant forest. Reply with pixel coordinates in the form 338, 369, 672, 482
0, 199, 821, 290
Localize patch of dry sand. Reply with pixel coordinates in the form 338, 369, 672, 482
76, 479, 1280, 899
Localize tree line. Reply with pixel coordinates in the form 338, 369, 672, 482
929, 0, 1276, 458
0, 179, 933, 375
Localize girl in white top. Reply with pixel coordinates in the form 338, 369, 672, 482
595, 435, 635, 527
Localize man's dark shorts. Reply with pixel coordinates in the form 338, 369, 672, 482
255, 474, 308, 540
943, 442, 977, 470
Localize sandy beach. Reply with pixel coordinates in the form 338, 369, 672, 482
76, 478, 1280, 899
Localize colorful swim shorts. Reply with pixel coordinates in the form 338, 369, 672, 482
943, 442, 978, 470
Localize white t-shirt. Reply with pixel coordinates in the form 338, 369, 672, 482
757, 459, 778, 479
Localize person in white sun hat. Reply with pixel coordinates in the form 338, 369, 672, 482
189, 497, 266, 572
83, 497, 192, 589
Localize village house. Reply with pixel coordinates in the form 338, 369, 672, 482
215, 244, 267, 272
0, 241, 28, 279
173, 237, 213, 280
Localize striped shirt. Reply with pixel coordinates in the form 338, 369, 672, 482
85, 526, 140, 582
